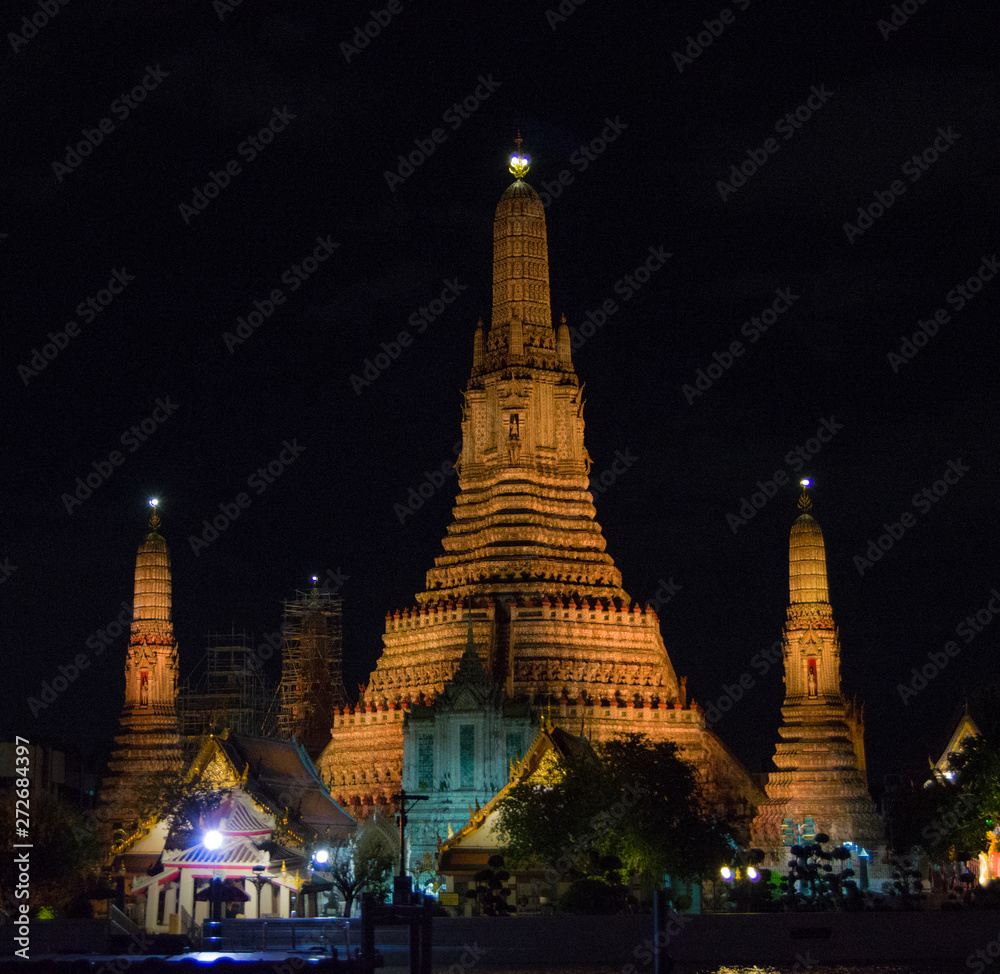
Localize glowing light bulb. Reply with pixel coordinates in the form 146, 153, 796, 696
203, 830, 223, 850
313, 849, 329, 865
720, 865, 732, 881
508, 154, 530, 177
800, 479, 811, 487
747, 866, 759, 881
149, 498, 159, 508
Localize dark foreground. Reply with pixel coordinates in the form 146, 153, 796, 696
4, 912, 1000, 972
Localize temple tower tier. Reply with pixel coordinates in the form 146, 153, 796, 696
99, 507, 185, 838
317, 154, 762, 826
751, 490, 884, 868
423, 178, 623, 605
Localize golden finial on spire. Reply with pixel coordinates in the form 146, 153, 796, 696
797, 479, 813, 512
508, 129, 530, 179
148, 497, 161, 531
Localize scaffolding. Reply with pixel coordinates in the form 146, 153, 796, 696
277, 587, 350, 757
177, 631, 274, 739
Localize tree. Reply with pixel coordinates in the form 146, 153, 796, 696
0, 789, 105, 915
886, 854, 923, 907
493, 742, 600, 873
495, 733, 733, 892
597, 735, 732, 881
560, 855, 631, 914
778, 834, 858, 911
133, 768, 227, 850
938, 735, 1000, 856
326, 839, 394, 917
466, 854, 513, 916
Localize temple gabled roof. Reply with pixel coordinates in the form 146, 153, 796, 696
438, 719, 595, 855
126, 733, 358, 893
208, 732, 356, 840
928, 687, 1000, 773
431, 623, 497, 708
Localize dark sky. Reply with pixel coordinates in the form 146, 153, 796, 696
4, 0, 998, 794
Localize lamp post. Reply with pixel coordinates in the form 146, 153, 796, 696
115, 859, 126, 912
210, 872, 223, 923
309, 849, 332, 917
391, 789, 428, 904
202, 831, 224, 922
719, 849, 765, 912
248, 865, 272, 919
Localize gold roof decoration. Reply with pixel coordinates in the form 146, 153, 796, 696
508, 130, 530, 179
797, 478, 813, 513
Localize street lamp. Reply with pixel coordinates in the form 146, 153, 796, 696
249, 865, 273, 919
719, 849, 767, 911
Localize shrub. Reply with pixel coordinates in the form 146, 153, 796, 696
560, 876, 630, 914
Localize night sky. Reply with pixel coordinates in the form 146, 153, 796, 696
4, 0, 997, 796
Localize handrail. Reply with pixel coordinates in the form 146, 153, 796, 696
108, 903, 146, 951
179, 905, 202, 946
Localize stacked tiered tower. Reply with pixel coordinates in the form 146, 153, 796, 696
317, 150, 760, 820
100, 503, 185, 835
751, 487, 884, 866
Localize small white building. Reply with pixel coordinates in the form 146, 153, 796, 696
124, 732, 356, 933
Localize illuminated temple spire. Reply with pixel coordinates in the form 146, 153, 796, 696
752, 485, 884, 864
422, 137, 622, 602
133, 500, 173, 628
318, 143, 760, 813
100, 500, 184, 840
789, 481, 830, 606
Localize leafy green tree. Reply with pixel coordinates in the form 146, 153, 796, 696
133, 768, 227, 850
0, 789, 105, 915
493, 742, 599, 873
496, 733, 732, 890
598, 735, 731, 881
939, 735, 1000, 855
